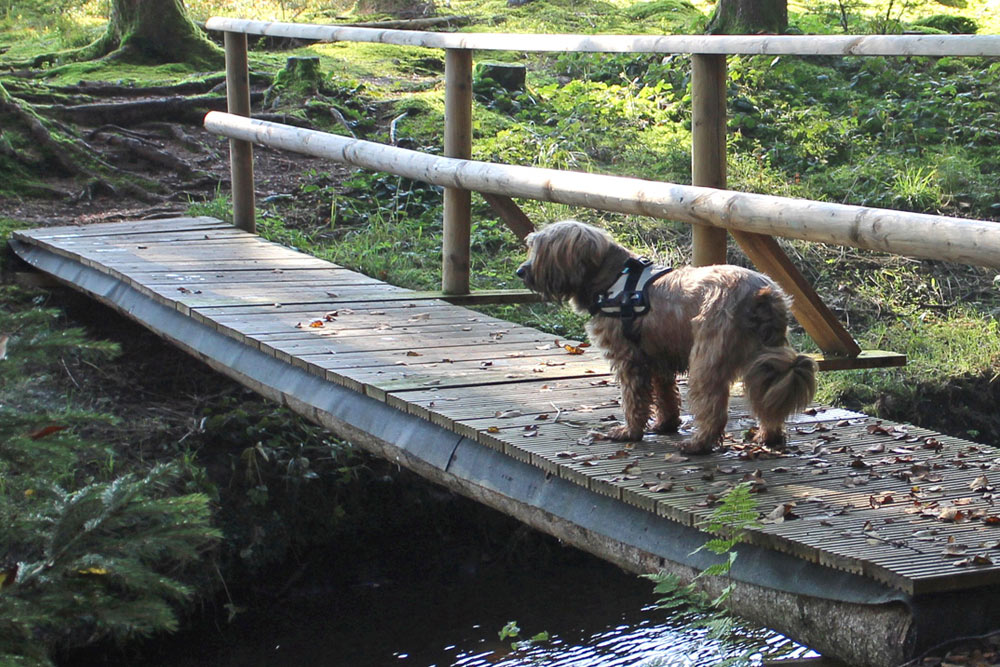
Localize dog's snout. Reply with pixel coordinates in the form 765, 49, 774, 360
516, 263, 528, 279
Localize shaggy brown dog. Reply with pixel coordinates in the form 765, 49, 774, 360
517, 220, 817, 454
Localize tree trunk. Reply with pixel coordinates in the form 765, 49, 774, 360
17, 0, 222, 69
705, 0, 788, 35
107, 0, 223, 68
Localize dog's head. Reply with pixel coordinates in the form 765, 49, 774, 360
516, 220, 629, 306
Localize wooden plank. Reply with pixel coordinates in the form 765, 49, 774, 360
435, 288, 542, 305
812, 350, 906, 371
124, 267, 380, 286
31, 228, 250, 246
17, 216, 228, 239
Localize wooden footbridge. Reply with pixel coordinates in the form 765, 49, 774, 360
11, 20, 1000, 667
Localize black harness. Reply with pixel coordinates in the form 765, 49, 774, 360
588, 257, 673, 342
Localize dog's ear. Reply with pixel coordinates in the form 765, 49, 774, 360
523, 221, 625, 301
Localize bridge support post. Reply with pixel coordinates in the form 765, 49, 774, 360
224, 31, 256, 234
690, 53, 729, 266
443, 48, 473, 294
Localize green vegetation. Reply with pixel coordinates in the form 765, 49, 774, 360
0, 285, 366, 664
2, 0, 1000, 662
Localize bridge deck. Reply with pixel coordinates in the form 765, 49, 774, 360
11, 217, 1000, 601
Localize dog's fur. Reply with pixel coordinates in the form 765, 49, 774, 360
517, 220, 817, 453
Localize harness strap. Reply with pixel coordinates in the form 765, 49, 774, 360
589, 257, 673, 342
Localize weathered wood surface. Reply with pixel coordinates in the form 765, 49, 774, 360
205, 17, 1000, 57
224, 32, 255, 233
442, 47, 473, 294
204, 112, 1000, 269
12, 217, 1000, 598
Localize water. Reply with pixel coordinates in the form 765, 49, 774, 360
138, 537, 815, 667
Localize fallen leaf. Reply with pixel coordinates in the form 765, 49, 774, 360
942, 543, 969, 557
664, 453, 689, 463
970, 475, 991, 492
496, 410, 523, 419
938, 507, 967, 522
954, 554, 994, 567
869, 492, 895, 507
560, 342, 588, 355
556, 451, 577, 458
29, 425, 69, 440
764, 502, 798, 523
644, 481, 674, 493
486, 426, 500, 434
406, 350, 422, 357
308, 320, 324, 328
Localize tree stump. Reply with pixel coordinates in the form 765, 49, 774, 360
265, 56, 324, 108
473, 62, 526, 92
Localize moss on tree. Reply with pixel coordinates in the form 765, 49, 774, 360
17, 0, 223, 70
706, 0, 788, 35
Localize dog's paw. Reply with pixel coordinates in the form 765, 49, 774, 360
604, 424, 643, 441
752, 430, 787, 451
678, 438, 715, 455
651, 415, 682, 434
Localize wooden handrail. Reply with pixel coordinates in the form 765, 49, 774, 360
204, 18, 1000, 57
204, 111, 1000, 270
205, 19, 999, 360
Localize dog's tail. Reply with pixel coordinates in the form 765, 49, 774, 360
744, 347, 817, 427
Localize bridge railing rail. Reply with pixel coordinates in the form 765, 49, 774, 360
204, 18, 1000, 363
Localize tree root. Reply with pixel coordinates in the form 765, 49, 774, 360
43, 92, 264, 127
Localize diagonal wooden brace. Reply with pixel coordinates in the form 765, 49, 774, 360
482, 192, 536, 241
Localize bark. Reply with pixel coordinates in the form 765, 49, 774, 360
12, 0, 222, 69
706, 0, 788, 35
106, 0, 223, 68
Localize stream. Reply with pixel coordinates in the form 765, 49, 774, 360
134, 522, 816, 666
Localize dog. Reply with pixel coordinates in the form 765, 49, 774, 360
516, 220, 817, 454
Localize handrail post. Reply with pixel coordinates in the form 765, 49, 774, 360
224, 31, 256, 233
442, 48, 473, 294
690, 53, 728, 266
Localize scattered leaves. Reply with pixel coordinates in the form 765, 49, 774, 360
29, 425, 69, 440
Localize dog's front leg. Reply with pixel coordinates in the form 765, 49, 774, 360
606, 361, 653, 441
652, 372, 681, 434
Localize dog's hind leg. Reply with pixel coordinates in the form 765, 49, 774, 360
606, 360, 653, 441
651, 372, 681, 434
680, 334, 737, 454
